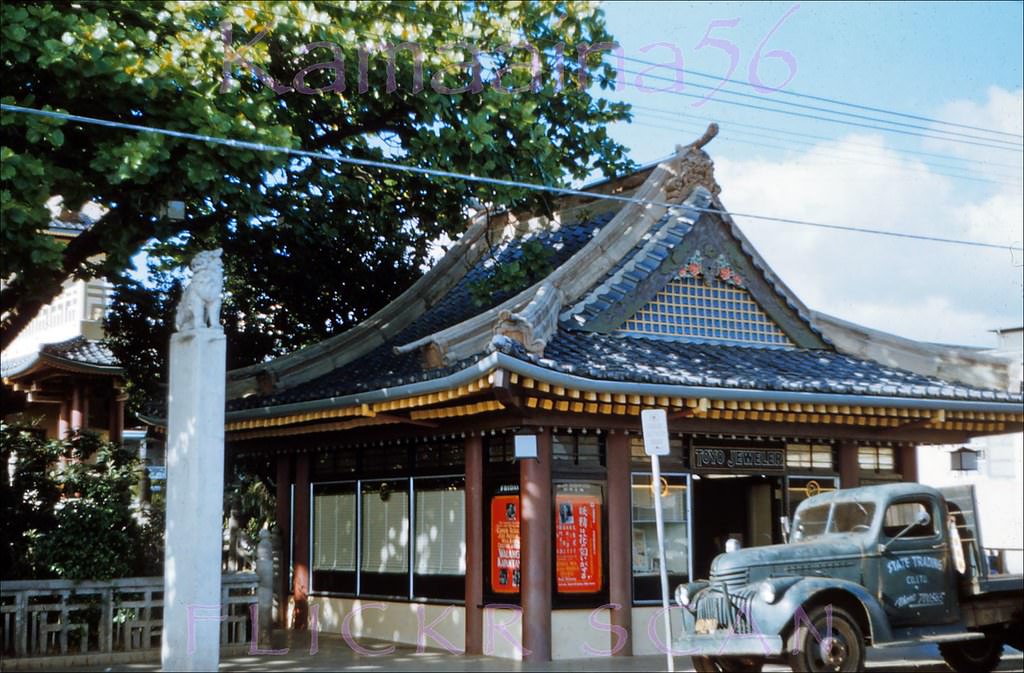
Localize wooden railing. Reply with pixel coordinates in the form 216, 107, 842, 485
0, 573, 259, 660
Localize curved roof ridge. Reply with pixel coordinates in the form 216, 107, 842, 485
560, 188, 710, 326
226, 208, 508, 399
390, 146, 707, 365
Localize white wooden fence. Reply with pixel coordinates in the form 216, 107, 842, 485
1, 573, 260, 660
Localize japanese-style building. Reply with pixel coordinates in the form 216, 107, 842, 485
220, 133, 1024, 660
2, 213, 127, 444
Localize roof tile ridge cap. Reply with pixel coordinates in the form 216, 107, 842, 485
392, 157, 681, 355
560, 188, 708, 322
812, 310, 1014, 368
226, 210, 494, 382
492, 281, 566, 354
711, 193, 823, 339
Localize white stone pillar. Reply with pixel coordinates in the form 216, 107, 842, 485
162, 249, 225, 672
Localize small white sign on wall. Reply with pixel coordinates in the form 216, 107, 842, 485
514, 434, 538, 460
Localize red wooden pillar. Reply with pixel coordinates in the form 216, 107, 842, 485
292, 453, 311, 629
606, 432, 633, 655
520, 428, 552, 662
838, 440, 860, 489
464, 434, 484, 654
58, 401, 70, 440
109, 395, 125, 444
899, 444, 918, 482
70, 385, 84, 432
275, 455, 291, 628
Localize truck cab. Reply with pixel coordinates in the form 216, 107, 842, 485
674, 483, 1023, 673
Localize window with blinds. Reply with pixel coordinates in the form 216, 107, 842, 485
313, 490, 357, 571
414, 486, 466, 575
858, 446, 895, 472
786, 443, 835, 470
360, 484, 409, 574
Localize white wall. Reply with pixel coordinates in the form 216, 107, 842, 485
4, 277, 111, 358
916, 327, 1024, 575
310, 597, 467, 656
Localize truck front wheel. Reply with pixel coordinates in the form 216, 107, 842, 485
939, 635, 1003, 673
787, 605, 865, 672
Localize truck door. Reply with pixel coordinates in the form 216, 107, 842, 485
879, 498, 957, 626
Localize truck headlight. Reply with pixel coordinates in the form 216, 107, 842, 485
758, 581, 777, 604
674, 584, 690, 608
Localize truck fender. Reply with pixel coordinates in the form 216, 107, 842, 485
759, 577, 893, 643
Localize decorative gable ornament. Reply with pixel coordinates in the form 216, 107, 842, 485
664, 123, 721, 201
681, 249, 745, 288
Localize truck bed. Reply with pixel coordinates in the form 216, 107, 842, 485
964, 573, 1024, 597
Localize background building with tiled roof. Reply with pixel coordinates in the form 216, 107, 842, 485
1, 207, 129, 444
198, 135, 1022, 661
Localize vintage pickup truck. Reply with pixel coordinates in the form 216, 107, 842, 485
673, 482, 1023, 672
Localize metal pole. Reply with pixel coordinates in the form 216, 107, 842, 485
651, 453, 674, 672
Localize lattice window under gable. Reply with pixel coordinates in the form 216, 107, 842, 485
616, 274, 794, 346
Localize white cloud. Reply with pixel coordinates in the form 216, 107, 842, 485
712, 88, 1023, 348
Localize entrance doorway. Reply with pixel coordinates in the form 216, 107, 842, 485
691, 474, 783, 578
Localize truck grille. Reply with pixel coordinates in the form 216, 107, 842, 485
696, 586, 756, 634
709, 567, 749, 591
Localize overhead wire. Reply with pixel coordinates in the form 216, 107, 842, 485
629, 104, 1024, 173
3, 104, 1020, 253
629, 108, 1023, 185
628, 119, 1022, 188
381, 0, 1023, 142
189, 1, 1023, 151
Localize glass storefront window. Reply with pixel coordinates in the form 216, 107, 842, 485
413, 476, 466, 600
311, 482, 358, 594
631, 473, 689, 603
313, 489, 357, 572
786, 476, 838, 519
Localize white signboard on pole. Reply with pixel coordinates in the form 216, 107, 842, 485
641, 409, 670, 456
640, 408, 674, 671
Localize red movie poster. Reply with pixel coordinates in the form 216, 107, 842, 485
555, 493, 602, 593
490, 495, 521, 593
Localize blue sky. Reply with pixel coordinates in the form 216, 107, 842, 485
591, 1, 1023, 347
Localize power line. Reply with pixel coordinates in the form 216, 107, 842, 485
629, 104, 1024, 172
630, 109, 1023, 184
384, 0, 1023, 141
612, 66, 1024, 153
617, 55, 1023, 142
4, 104, 1020, 253
629, 119, 1022, 188
158, 0, 1024, 152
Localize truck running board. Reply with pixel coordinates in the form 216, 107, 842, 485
876, 632, 985, 648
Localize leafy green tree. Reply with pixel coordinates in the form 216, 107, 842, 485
2, 0, 633, 380
1, 425, 162, 580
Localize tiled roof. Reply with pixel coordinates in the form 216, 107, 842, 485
228, 213, 615, 410
495, 330, 1021, 403
46, 214, 95, 235
2, 337, 120, 378
226, 203, 1022, 410
561, 200, 698, 327
44, 337, 119, 367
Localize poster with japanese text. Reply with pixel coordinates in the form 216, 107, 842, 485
555, 493, 602, 593
490, 495, 520, 593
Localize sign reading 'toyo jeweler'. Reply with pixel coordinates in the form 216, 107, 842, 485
691, 447, 785, 472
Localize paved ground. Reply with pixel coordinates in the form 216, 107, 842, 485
18, 634, 1023, 672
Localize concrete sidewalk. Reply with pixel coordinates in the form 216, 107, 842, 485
10, 634, 1022, 672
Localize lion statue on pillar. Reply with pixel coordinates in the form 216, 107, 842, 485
175, 249, 223, 331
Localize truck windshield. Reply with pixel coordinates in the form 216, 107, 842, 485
792, 501, 876, 541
